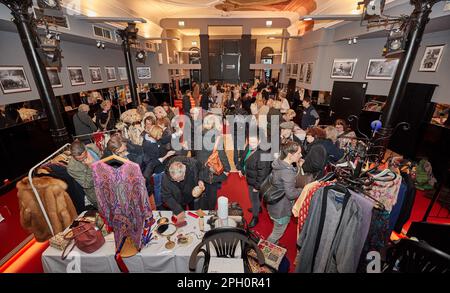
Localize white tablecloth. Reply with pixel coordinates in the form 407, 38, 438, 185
42, 211, 211, 273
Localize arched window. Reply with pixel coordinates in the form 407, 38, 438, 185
261, 47, 274, 59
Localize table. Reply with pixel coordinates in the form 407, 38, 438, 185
42, 211, 211, 273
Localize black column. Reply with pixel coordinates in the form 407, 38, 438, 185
10, 3, 69, 146
373, 0, 435, 159
121, 34, 138, 108
240, 34, 252, 83
200, 34, 210, 83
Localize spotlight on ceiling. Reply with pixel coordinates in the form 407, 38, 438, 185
348, 39, 352, 45
101, 42, 105, 49
96, 40, 102, 48
136, 50, 147, 63
178, 20, 185, 27
383, 27, 407, 57
303, 17, 313, 21
266, 20, 273, 27
353, 37, 358, 44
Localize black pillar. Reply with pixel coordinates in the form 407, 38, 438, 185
373, 0, 435, 159
121, 34, 138, 108
200, 34, 210, 83
7, 1, 69, 146
240, 34, 252, 83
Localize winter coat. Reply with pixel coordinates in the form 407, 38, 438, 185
95, 109, 116, 131
194, 135, 231, 184
142, 134, 171, 176
267, 158, 301, 219
16, 176, 78, 242
237, 146, 271, 190
161, 156, 202, 215
302, 141, 328, 179
73, 111, 97, 140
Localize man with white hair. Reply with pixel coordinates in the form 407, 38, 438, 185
161, 156, 204, 222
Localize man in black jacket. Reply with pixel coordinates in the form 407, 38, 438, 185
161, 156, 204, 222
237, 131, 272, 227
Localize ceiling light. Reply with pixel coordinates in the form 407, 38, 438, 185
353, 37, 358, 44
268, 37, 276, 40
303, 17, 313, 21
266, 20, 273, 27
101, 42, 105, 49
192, 41, 198, 46
178, 21, 185, 27
96, 40, 102, 48
348, 39, 352, 45
136, 50, 146, 63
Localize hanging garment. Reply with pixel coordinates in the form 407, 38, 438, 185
296, 185, 374, 273
16, 177, 78, 242
367, 173, 402, 212
92, 160, 153, 251
393, 173, 416, 233
388, 181, 407, 231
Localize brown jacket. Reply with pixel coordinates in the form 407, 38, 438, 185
16, 177, 78, 242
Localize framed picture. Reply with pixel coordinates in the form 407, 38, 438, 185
118, 67, 127, 81
298, 63, 305, 82
46, 67, 62, 88
419, 45, 445, 72
292, 64, 299, 76
67, 67, 85, 86
305, 63, 313, 84
105, 67, 117, 82
137, 67, 151, 79
331, 58, 357, 79
286, 64, 292, 76
0, 66, 31, 94
366, 59, 399, 80
89, 67, 103, 83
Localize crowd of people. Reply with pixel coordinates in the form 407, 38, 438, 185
68, 79, 358, 246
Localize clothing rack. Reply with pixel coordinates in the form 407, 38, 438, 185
28, 143, 72, 236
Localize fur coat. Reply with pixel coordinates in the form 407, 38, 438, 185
16, 176, 78, 242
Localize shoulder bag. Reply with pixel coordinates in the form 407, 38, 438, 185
206, 136, 224, 176
260, 173, 285, 205
61, 222, 105, 260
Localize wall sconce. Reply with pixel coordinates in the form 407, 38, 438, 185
178, 21, 185, 27
266, 20, 273, 27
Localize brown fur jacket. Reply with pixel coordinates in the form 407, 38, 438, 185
16, 176, 78, 242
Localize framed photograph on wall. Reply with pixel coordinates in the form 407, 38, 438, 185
137, 67, 151, 79
366, 59, 399, 80
105, 67, 117, 82
292, 63, 299, 77
419, 45, 445, 72
0, 66, 31, 94
331, 58, 357, 79
305, 63, 313, 84
67, 67, 85, 86
118, 67, 127, 81
46, 67, 63, 88
298, 63, 305, 82
89, 67, 103, 84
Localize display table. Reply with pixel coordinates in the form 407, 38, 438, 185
42, 211, 212, 273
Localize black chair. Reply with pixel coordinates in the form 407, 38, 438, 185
189, 227, 265, 273
383, 239, 450, 273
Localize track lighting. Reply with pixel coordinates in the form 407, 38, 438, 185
97, 40, 101, 48
136, 50, 146, 63
353, 37, 358, 44
348, 39, 352, 45
101, 42, 105, 49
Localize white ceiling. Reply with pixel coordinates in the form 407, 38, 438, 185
65, 0, 407, 37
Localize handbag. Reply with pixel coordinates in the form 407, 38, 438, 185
61, 222, 105, 260
49, 232, 70, 251
206, 136, 224, 176
260, 173, 285, 205
295, 168, 314, 189
228, 202, 243, 217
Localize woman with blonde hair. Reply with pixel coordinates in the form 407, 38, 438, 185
96, 100, 116, 131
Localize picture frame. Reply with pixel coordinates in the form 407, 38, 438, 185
305, 63, 313, 84
67, 67, 85, 86
118, 67, 127, 81
331, 58, 357, 79
0, 66, 31, 94
137, 66, 151, 79
298, 63, 305, 82
419, 45, 445, 72
46, 67, 63, 88
105, 67, 117, 82
366, 59, 399, 80
89, 67, 103, 84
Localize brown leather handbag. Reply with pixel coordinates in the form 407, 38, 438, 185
61, 222, 105, 260
206, 136, 224, 176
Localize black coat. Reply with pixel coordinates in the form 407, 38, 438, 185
200, 94, 210, 111
95, 110, 116, 131
142, 134, 171, 175
193, 136, 231, 184
302, 141, 327, 179
161, 156, 202, 215
182, 95, 191, 115
237, 146, 272, 190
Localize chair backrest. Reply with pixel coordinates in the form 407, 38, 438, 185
189, 227, 265, 273
384, 239, 450, 273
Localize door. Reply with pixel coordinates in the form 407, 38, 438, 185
222, 54, 240, 83
330, 81, 368, 121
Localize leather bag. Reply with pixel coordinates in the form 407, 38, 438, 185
206, 136, 224, 176
61, 222, 105, 260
